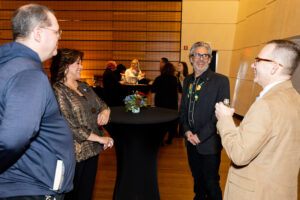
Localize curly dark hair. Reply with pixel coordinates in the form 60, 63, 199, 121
50, 48, 84, 84
161, 62, 175, 76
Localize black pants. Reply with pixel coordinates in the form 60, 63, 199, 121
166, 120, 178, 144
65, 155, 99, 200
0, 194, 64, 200
187, 142, 222, 200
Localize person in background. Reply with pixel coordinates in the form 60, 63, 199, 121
0, 4, 75, 200
103, 61, 126, 106
177, 61, 189, 88
114, 64, 127, 82
51, 48, 114, 200
180, 41, 230, 200
177, 61, 189, 106
92, 75, 106, 101
160, 57, 169, 70
125, 58, 145, 83
152, 62, 179, 144
176, 61, 189, 137
215, 40, 300, 200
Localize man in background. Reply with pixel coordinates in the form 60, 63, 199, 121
180, 41, 230, 200
160, 57, 169, 70
0, 4, 75, 199
215, 39, 300, 200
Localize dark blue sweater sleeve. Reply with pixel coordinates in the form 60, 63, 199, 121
0, 70, 47, 172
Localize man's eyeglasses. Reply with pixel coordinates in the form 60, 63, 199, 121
41, 27, 62, 37
191, 53, 211, 60
254, 57, 283, 67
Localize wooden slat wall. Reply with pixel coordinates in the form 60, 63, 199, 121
0, 1, 182, 85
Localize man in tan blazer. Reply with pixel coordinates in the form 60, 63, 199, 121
215, 40, 300, 200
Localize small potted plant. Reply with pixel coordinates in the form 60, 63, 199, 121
124, 91, 147, 113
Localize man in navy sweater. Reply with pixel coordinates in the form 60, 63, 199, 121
0, 4, 75, 200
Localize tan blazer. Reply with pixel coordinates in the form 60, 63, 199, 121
217, 80, 300, 200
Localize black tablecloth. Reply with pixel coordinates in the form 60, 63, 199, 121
120, 83, 151, 96
105, 106, 178, 200
109, 106, 178, 124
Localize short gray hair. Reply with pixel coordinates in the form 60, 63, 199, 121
11, 4, 54, 40
189, 41, 212, 58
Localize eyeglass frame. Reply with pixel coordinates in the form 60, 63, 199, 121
40, 27, 62, 37
254, 57, 283, 67
190, 53, 211, 60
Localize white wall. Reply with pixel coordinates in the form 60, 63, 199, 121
181, 0, 239, 76
230, 0, 300, 115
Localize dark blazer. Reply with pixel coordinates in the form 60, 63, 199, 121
103, 69, 125, 106
180, 68, 230, 154
152, 74, 178, 110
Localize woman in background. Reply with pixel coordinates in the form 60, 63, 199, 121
151, 62, 179, 144
51, 48, 114, 200
124, 58, 145, 83
177, 61, 189, 88
176, 61, 189, 137
176, 61, 189, 104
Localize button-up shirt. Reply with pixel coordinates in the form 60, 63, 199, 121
180, 69, 230, 154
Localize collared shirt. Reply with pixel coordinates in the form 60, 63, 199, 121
53, 81, 109, 162
180, 69, 230, 154
187, 74, 205, 129
256, 80, 286, 101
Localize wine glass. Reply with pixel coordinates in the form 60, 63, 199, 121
223, 98, 230, 107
